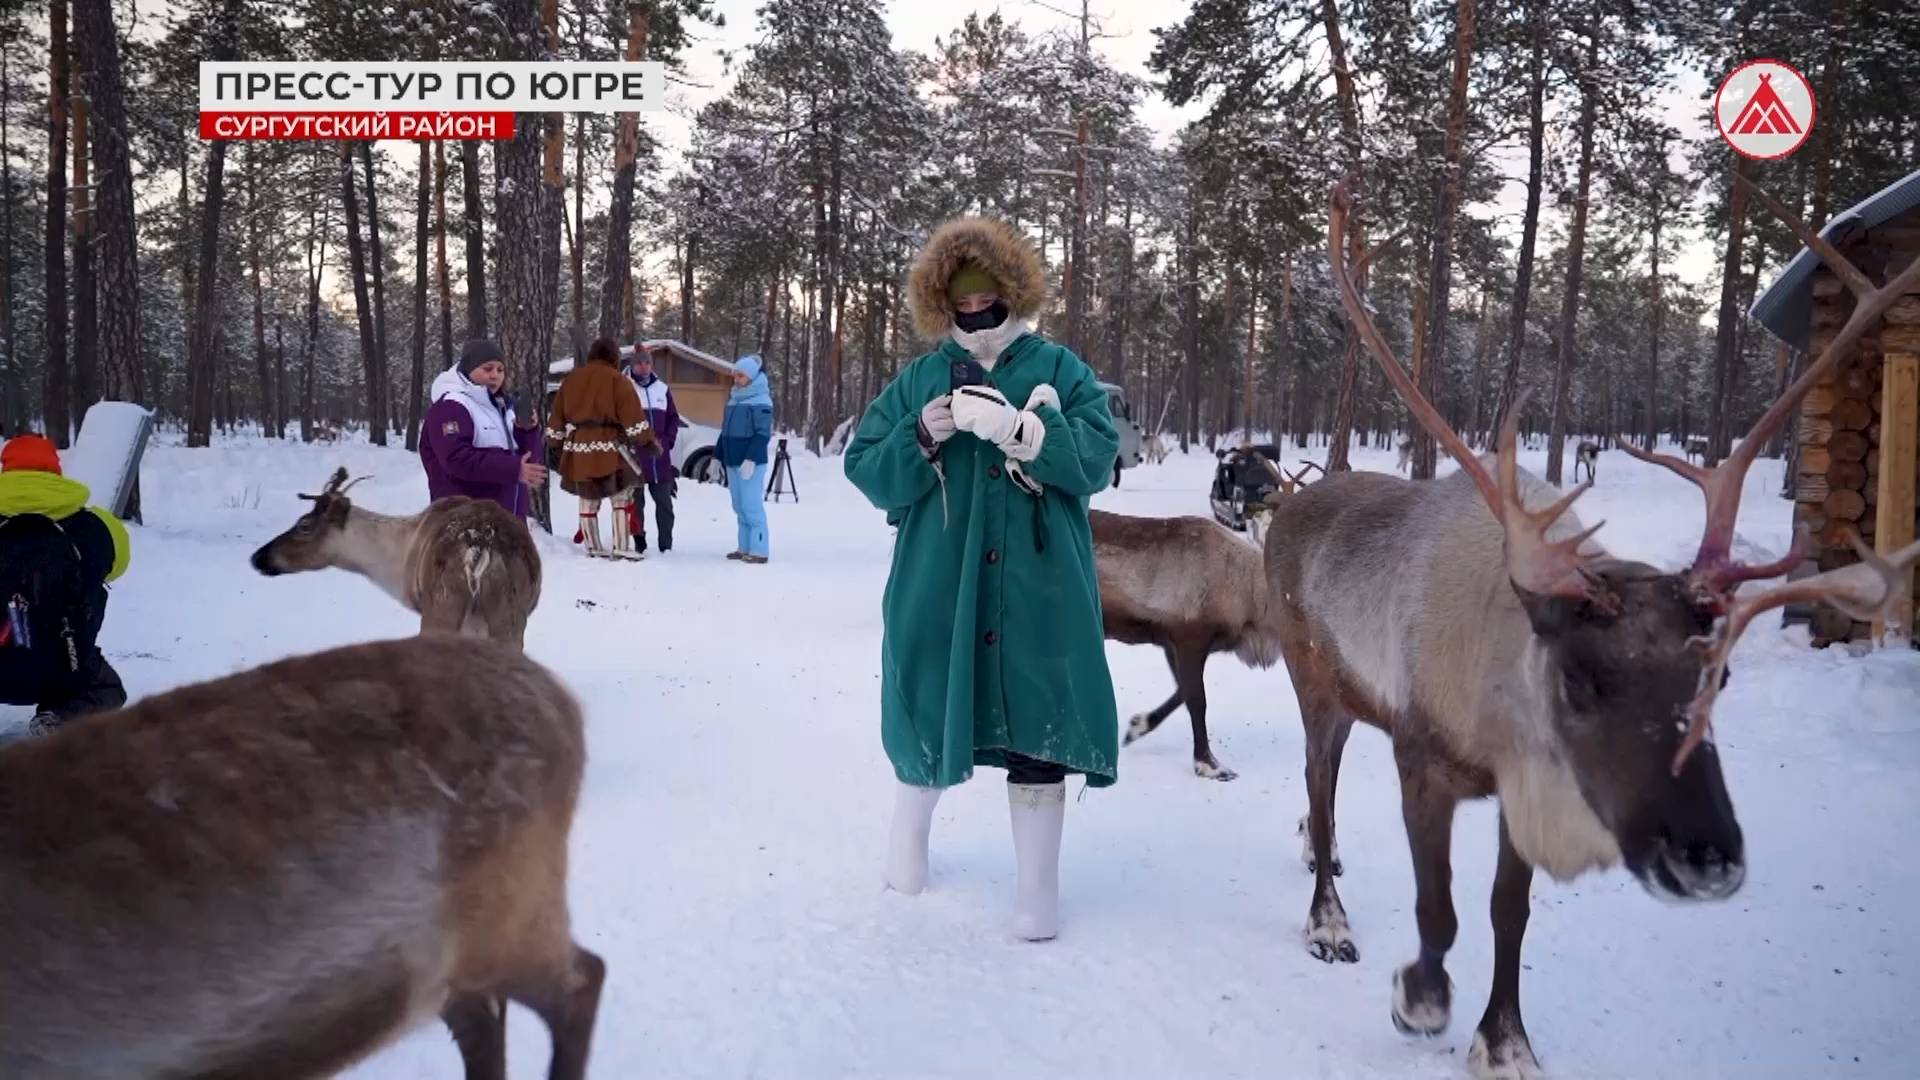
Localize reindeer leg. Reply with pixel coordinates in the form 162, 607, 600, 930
442, 993, 507, 1080
1172, 643, 1234, 781
1298, 718, 1349, 876
508, 943, 606, 1080
1123, 646, 1186, 748
1293, 658, 1356, 964
1469, 815, 1541, 1080
1390, 743, 1459, 1038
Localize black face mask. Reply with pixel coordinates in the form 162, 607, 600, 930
953, 300, 1010, 333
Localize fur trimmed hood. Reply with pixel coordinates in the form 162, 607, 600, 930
906, 216, 1047, 342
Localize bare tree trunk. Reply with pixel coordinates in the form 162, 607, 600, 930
300, 200, 326, 442
339, 142, 383, 444
435, 140, 452, 363
1494, 0, 1546, 442
408, 140, 430, 451
681, 184, 701, 344
185, 140, 228, 448
1643, 214, 1664, 450
0, 47, 16, 432
461, 139, 488, 339
44, 0, 70, 445
1707, 156, 1752, 465
248, 148, 272, 437
1545, 29, 1599, 485
70, 43, 95, 418
74, 0, 139, 404
361, 143, 393, 443
599, 4, 650, 339
1413, 0, 1475, 480
1321, 0, 1365, 470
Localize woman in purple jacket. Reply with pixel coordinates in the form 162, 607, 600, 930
419, 339, 547, 520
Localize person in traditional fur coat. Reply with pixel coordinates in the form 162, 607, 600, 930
843, 215, 1120, 941
545, 335, 660, 560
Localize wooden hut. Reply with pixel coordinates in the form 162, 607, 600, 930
1750, 169, 1920, 644
545, 338, 738, 429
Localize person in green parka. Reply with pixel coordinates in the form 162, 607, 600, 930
844, 215, 1119, 942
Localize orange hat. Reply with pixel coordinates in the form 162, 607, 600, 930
1, 434, 62, 475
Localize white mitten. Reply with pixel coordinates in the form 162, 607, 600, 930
1025, 384, 1062, 414
952, 385, 1020, 445
999, 412, 1046, 463
741, 460, 757, 480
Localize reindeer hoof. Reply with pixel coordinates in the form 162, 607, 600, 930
1304, 913, 1359, 964
1122, 713, 1152, 746
1468, 1029, 1543, 1080
1193, 759, 1238, 781
1391, 963, 1452, 1037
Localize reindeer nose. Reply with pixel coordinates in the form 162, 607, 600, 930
1658, 835, 1746, 901
250, 546, 280, 576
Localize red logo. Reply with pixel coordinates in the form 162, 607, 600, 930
1715, 60, 1814, 160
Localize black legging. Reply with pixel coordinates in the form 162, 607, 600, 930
1005, 751, 1067, 786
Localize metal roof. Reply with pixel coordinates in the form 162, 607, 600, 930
1750, 168, 1920, 351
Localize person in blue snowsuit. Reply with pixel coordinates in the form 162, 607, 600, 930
716, 354, 774, 563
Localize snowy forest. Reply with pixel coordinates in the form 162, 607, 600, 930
0, 0, 1916, 489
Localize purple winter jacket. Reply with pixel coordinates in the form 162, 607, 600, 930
419, 378, 544, 520
626, 369, 682, 485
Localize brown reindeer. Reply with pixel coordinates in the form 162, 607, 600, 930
1266, 179, 1920, 1079
1094, 508, 1284, 781
0, 634, 604, 1079
252, 468, 542, 647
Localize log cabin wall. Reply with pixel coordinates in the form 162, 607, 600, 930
1787, 210, 1920, 644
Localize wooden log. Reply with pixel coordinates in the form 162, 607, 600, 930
1886, 325, 1920, 353
1830, 430, 1871, 462
1870, 422, 1881, 443
1825, 489, 1867, 520
1867, 448, 1879, 477
1796, 473, 1831, 503
1889, 296, 1920, 325
1875, 352, 1918, 638
1820, 521, 1862, 549
1833, 398, 1874, 430
1802, 384, 1841, 416
1842, 367, 1876, 397
1813, 273, 1844, 299
1830, 460, 1869, 490
1801, 445, 1833, 473
1800, 416, 1835, 445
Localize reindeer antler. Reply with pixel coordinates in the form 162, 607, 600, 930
1329, 181, 1605, 603
1622, 172, 1920, 595
1673, 532, 1920, 775
300, 468, 370, 502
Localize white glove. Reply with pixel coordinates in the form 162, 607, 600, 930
952, 385, 1020, 445
1025, 384, 1061, 414
1000, 412, 1046, 462
918, 395, 956, 447
740, 460, 757, 480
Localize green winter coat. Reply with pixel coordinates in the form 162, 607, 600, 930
844, 333, 1121, 789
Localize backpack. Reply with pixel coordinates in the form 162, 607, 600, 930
0, 513, 97, 706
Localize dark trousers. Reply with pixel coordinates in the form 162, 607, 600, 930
632, 478, 675, 550
40, 651, 127, 724
1005, 751, 1067, 786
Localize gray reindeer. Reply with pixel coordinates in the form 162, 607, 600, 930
1260, 179, 1920, 1079
252, 469, 542, 648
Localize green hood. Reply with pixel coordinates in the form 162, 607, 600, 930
0, 470, 91, 518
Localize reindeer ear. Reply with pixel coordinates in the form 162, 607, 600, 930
1514, 575, 1618, 637
324, 496, 351, 524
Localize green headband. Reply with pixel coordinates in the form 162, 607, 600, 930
947, 263, 1001, 304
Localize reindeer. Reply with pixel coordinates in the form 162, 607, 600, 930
1395, 437, 1412, 473
252, 469, 541, 648
1093, 508, 1284, 781
0, 634, 605, 1079
1573, 440, 1600, 483
1683, 435, 1710, 463
1244, 457, 1323, 549
1141, 431, 1170, 465
1265, 180, 1920, 1079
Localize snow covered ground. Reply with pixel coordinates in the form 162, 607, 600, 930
8, 432, 1918, 1079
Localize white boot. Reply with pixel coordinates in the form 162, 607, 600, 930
884, 781, 942, 895
1008, 781, 1066, 941
580, 512, 607, 557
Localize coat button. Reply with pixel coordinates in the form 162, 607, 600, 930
988, 465, 1002, 480
984, 630, 998, 646
986, 549, 999, 564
